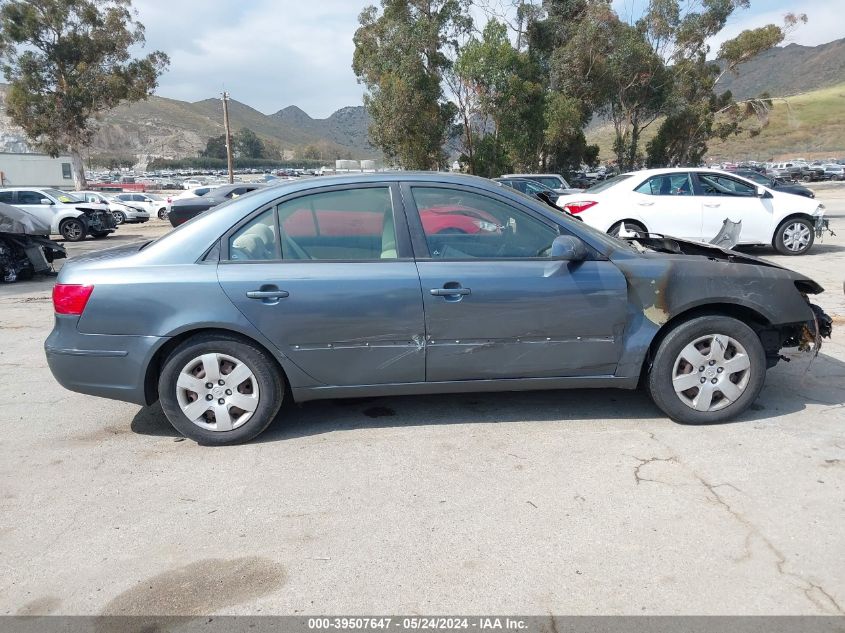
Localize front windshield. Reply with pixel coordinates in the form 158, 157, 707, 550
585, 174, 631, 193
44, 189, 81, 203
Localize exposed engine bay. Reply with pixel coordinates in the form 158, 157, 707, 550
0, 203, 66, 283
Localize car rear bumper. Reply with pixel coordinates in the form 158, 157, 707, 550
45, 315, 166, 406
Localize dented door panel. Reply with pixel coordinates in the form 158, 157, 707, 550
218, 262, 426, 385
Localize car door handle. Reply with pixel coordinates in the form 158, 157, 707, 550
430, 288, 471, 296
637, 201, 655, 206
246, 289, 289, 299
704, 203, 721, 207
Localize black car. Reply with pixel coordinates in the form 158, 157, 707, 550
169, 183, 266, 227
734, 169, 815, 199
494, 177, 561, 207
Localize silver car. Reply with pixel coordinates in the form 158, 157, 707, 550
75, 191, 149, 225
45, 173, 831, 445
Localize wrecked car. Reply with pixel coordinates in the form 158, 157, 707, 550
45, 173, 831, 445
0, 187, 116, 242
0, 202, 66, 283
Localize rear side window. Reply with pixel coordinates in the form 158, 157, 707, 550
276, 187, 396, 261
635, 173, 692, 196
533, 176, 561, 189
228, 209, 279, 261
0, 191, 14, 203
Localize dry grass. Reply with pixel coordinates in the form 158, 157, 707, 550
587, 83, 845, 163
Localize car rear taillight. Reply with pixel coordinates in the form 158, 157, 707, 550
52, 284, 94, 315
562, 200, 598, 214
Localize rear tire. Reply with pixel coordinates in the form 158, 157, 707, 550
59, 218, 86, 242
647, 316, 766, 425
773, 217, 814, 255
112, 211, 126, 225
158, 334, 284, 445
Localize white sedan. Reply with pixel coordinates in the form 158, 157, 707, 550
560, 168, 828, 255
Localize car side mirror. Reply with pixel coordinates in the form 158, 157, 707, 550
756, 187, 772, 199
40, 198, 53, 205
550, 235, 588, 262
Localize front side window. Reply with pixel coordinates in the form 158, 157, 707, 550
18, 190, 50, 205
277, 187, 396, 261
410, 187, 557, 259
697, 174, 755, 197
635, 174, 692, 196
0, 191, 14, 203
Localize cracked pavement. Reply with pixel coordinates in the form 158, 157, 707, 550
0, 188, 843, 615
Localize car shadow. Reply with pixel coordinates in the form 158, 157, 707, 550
130, 349, 845, 443
737, 243, 845, 256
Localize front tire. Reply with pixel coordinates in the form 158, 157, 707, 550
647, 316, 766, 424
157, 207, 168, 220
158, 334, 284, 445
59, 218, 86, 242
773, 217, 814, 255
90, 230, 110, 239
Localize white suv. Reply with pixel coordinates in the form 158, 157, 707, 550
559, 168, 828, 255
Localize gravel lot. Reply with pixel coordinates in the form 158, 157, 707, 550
0, 186, 843, 616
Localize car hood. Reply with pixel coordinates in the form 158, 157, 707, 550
627, 234, 824, 293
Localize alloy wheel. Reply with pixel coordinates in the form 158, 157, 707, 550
671, 334, 751, 412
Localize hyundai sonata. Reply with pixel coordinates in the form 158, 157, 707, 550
46, 173, 831, 444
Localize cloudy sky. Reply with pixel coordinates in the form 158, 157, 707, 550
131, 0, 843, 119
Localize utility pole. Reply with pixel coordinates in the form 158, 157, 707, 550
222, 91, 234, 184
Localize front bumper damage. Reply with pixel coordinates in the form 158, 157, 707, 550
800, 302, 833, 352
0, 233, 66, 283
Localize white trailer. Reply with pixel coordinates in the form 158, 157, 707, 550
0, 153, 76, 188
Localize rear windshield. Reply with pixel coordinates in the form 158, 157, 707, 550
585, 175, 632, 193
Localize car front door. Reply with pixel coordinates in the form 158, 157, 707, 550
403, 184, 628, 382
14, 190, 56, 229
217, 183, 426, 386
694, 173, 773, 244
630, 173, 701, 239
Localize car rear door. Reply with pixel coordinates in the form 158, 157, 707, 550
694, 172, 773, 244
217, 183, 426, 386
630, 173, 701, 239
403, 183, 628, 382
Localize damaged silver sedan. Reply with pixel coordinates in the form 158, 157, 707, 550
45, 173, 832, 444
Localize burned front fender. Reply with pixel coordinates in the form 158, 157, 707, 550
609, 246, 824, 379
